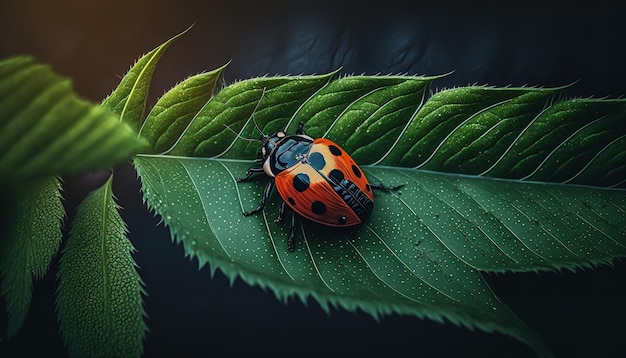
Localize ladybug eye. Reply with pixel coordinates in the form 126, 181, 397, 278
261, 147, 267, 156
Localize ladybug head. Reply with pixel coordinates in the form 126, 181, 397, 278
258, 131, 287, 159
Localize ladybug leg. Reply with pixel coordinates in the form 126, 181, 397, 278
370, 183, 405, 193
237, 166, 264, 182
274, 201, 296, 252
287, 210, 296, 252
243, 180, 275, 216
275, 201, 286, 223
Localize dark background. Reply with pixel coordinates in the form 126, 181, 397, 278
1, 1, 626, 357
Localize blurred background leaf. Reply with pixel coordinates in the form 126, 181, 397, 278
0, 178, 63, 338
0, 57, 146, 183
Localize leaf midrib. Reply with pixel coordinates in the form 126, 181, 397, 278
100, 179, 112, 330
119, 49, 164, 124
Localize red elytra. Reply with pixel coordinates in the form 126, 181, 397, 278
274, 137, 373, 227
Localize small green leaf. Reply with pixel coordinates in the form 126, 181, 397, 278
379, 87, 559, 168
504, 98, 626, 186
294, 75, 439, 164
101, 27, 189, 131
378, 87, 626, 187
0, 57, 146, 182
168, 72, 338, 158
0, 177, 64, 338
56, 175, 146, 358
139, 64, 228, 153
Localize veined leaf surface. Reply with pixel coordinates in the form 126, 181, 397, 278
0, 177, 64, 337
56, 175, 146, 358
135, 156, 625, 356
101, 27, 189, 131
134, 72, 626, 356
139, 65, 227, 153
380, 91, 626, 187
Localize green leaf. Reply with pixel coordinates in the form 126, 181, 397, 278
0, 57, 147, 182
379, 87, 559, 168
139, 64, 228, 153
135, 155, 626, 356
56, 175, 146, 358
507, 98, 626, 186
0, 177, 64, 338
167, 71, 347, 158
101, 27, 190, 131
378, 87, 626, 187
134, 74, 626, 356
293, 75, 440, 164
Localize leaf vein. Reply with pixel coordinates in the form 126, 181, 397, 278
563, 133, 626, 184
452, 180, 551, 263
345, 236, 426, 304
521, 115, 606, 181
435, 176, 521, 264
509, 202, 579, 257
394, 174, 482, 270
162, 95, 214, 155
284, 77, 334, 131
537, 186, 626, 250
100, 177, 112, 330
301, 223, 336, 293
322, 86, 390, 138
261, 210, 294, 281
479, 105, 551, 176
372, 86, 428, 165
413, 96, 520, 169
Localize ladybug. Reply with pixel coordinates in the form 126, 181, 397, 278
237, 121, 400, 251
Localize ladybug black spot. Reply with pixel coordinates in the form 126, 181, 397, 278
366, 183, 371, 192
309, 152, 326, 170
311, 201, 327, 215
352, 164, 362, 178
338, 216, 347, 225
293, 173, 310, 192
329, 145, 342, 156
329, 169, 344, 183
288, 197, 296, 205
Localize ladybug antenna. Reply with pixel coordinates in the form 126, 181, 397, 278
223, 124, 263, 143
222, 87, 268, 144
250, 87, 268, 138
